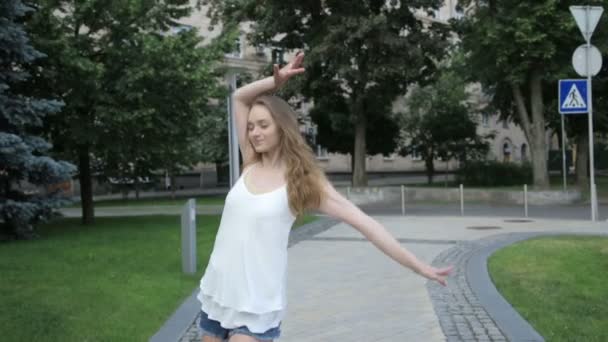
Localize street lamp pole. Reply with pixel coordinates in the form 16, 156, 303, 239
226, 71, 240, 188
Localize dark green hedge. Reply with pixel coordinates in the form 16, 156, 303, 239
457, 160, 533, 186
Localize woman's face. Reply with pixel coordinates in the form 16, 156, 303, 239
248, 104, 281, 153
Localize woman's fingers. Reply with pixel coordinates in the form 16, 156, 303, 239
287, 68, 305, 77
437, 265, 454, 276
428, 265, 453, 286
274, 52, 305, 87
293, 52, 304, 68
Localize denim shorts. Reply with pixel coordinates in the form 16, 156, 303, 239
198, 309, 281, 341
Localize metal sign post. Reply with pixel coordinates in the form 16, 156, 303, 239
559, 79, 589, 193
569, 5, 603, 221
561, 114, 567, 192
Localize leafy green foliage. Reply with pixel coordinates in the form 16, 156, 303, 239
395, 59, 491, 184
96, 29, 230, 184
454, 0, 608, 187
206, 0, 450, 185
457, 160, 533, 186
23, 0, 232, 219
0, 0, 76, 239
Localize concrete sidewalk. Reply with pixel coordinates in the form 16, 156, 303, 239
174, 215, 606, 342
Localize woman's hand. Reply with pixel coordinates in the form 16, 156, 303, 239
419, 265, 454, 286
273, 51, 305, 89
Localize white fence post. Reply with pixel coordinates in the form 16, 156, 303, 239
401, 185, 405, 216
460, 184, 464, 216
181, 198, 197, 274
524, 184, 528, 218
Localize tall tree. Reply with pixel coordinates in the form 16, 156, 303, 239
207, 0, 449, 186
455, 0, 608, 189
25, 0, 228, 223
97, 28, 230, 199
394, 65, 491, 184
0, 0, 76, 239
308, 94, 400, 171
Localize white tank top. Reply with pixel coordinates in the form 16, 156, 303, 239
196, 163, 296, 333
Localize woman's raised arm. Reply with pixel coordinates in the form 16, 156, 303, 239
233, 52, 305, 164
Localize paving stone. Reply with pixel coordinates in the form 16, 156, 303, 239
427, 234, 511, 341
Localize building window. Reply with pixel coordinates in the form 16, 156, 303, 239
226, 36, 242, 58
255, 44, 265, 56
521, 144, 528, 161
272, 48, 285, 66
383, 153, 396, 161
411, 149, 422, 161
453, 4, 464, 19
482, 113, 489, 127
503, 141, 512, 162
316, 145, 328, 159
502, 119, 509, 129
307, 126, 317, 146
168, 24, 193, 35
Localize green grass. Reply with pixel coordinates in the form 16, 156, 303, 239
293, 214, 319, 227
488, 236, 608, 342
68, 195, 226, 208
0, 214, 318, 342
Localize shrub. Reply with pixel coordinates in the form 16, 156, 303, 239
457, 160, 533, 186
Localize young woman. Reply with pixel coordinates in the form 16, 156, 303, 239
196, 52, 453, 342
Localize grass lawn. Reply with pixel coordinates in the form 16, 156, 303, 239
488, 236, 608, 342
0, 214, 318, 342
68, 195, 226, 208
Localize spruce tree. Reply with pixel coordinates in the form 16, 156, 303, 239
0, 0, 76, 240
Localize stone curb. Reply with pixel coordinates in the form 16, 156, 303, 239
150, 216, 340, 342
467, 231, 608, 342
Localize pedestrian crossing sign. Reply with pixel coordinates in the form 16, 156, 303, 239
559, 79, 588, 114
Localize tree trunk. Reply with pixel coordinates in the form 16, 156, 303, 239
352, 111, 368, 187
121, 187, 128, 200
576, 134, 589, 188
1, 179, 12, 237
170, 173, 176, 199
511, 70, 549, 189
350, 149, 355, 178
529, 72, 549, 189
555, 130, 565, 179
78, 144, 94, 225
444, 160, 449, 188
425, 156, 435, 185
135, 176, 140, 200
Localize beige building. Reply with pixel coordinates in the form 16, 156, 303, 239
179, 1, 529, 180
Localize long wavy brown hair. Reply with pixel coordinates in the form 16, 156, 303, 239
242, 95, 327, 217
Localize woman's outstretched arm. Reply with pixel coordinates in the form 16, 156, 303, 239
233, 52, 305, 164
317, 181, 453, 286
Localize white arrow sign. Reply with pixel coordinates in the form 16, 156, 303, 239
570, 6, 603, 41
